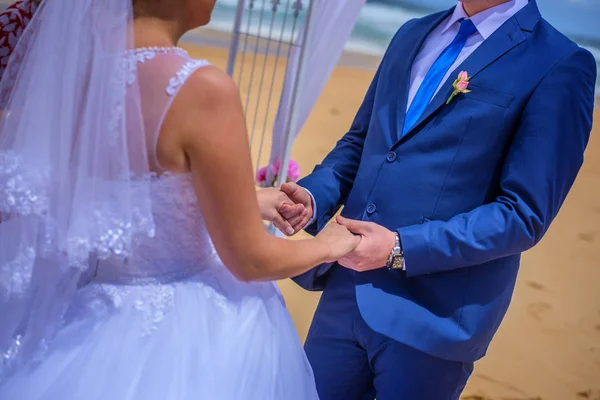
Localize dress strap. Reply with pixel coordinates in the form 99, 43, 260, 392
131, 49, 211, 172
166, 59, 211, 97
151, 56, 211, 171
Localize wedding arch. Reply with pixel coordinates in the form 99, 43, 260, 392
227, 0, 366, 188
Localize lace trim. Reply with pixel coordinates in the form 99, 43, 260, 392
0, 149, 156, 270
125, 47, 190, 89
86, 263, 229, 337
67, 205, 156, 266
108, 48, 175, 145
0, 246, 35, 298
125, 49, 156, 86
107, 48, 195, 145
107, 53, 133, 146
166, 60, 210, 96
99, 284, 176, 337
1, 335, 48, 377
1, 334, 22, 370
0, 150, 48, 215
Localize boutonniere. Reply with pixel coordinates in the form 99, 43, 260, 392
446, 71, 471, 105
256, 159, 301, 187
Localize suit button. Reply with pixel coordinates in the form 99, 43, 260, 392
386, 151, 397, 162
366, 203, 376, 214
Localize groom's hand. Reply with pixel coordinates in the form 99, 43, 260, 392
279, 182, 314, 233
336, 216, 395, 272
256, 188, 306, 236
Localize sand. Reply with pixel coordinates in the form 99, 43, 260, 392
184, 42, 600, 400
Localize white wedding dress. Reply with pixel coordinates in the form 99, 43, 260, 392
0, 48, 319, 400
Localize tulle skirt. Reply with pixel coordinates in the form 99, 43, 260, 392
0, 268, 319, 400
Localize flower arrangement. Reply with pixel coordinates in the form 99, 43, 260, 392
256, 159, 300, 187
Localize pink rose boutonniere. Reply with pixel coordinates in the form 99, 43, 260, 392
446, 70, 471, 105
256, 159, 301, 187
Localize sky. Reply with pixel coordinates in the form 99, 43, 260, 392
394, 0, 600, 41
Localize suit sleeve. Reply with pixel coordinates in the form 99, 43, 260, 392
298, 67, 378, 235
398, 48, 597, 277
297, 24, 411, 235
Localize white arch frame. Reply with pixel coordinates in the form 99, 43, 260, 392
226, 0, 316, 187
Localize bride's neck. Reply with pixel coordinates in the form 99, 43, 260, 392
132, 0, 189, 48
133, 18, 184, 49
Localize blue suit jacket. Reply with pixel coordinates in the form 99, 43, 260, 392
295, 1, 596, 362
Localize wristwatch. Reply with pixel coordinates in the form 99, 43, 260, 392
386, 232, 405, 270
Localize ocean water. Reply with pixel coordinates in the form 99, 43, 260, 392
203, 0, 600, 94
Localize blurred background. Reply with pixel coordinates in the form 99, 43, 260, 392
187, 0, 600, 92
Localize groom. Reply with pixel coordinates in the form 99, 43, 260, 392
268, 0, 597, 399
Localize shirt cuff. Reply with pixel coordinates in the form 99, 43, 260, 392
302, 187, 317, 230
397, 230, 407, 271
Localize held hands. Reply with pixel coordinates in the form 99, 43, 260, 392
336, 216, 395, 272
279, 182, 314, 233
316, 221, 362, 263
256, 188, 307, 235
256, 186, 359, 261
256, 182, 313, 236
256, 186, 394, 267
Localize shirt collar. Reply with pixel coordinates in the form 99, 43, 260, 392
442, 0, 527, 40
441, 2, 470, 35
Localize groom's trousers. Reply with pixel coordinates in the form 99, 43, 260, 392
304, 266, 473, 400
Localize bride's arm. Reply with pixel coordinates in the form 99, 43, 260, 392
168, 66, 359, 282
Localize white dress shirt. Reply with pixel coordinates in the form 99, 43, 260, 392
406, 0, 528, 110
303, 1, 529, 263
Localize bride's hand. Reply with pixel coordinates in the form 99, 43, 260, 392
317, 222, 361, 263
256, 188, 306, 235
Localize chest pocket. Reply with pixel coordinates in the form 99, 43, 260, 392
461, 85, 514, 109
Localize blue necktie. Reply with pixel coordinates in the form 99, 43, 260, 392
402, 18, 477, 136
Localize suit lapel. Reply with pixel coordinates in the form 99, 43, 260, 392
394, 9, 454, 140
396, 1, 541, 145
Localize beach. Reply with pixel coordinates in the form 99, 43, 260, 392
185, 41, 600, 400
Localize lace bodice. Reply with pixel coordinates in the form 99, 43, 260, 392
93, 173, 219, 283
92, 49, 222, 283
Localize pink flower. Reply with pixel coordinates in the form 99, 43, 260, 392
271, 159, 301, 182
256, 159, 300, 186
287, 159, 300, 182
256, 166, 268, 184
456, 79, 469, 91
446, 71, 472, 105
457, 70, 469, 81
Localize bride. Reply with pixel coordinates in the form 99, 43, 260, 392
0, 0, 359, 398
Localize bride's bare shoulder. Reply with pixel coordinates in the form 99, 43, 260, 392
178, 64, 241, 109
156, 64, 243, 171
163, 62, 242, 126
162, 63, 246, 159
